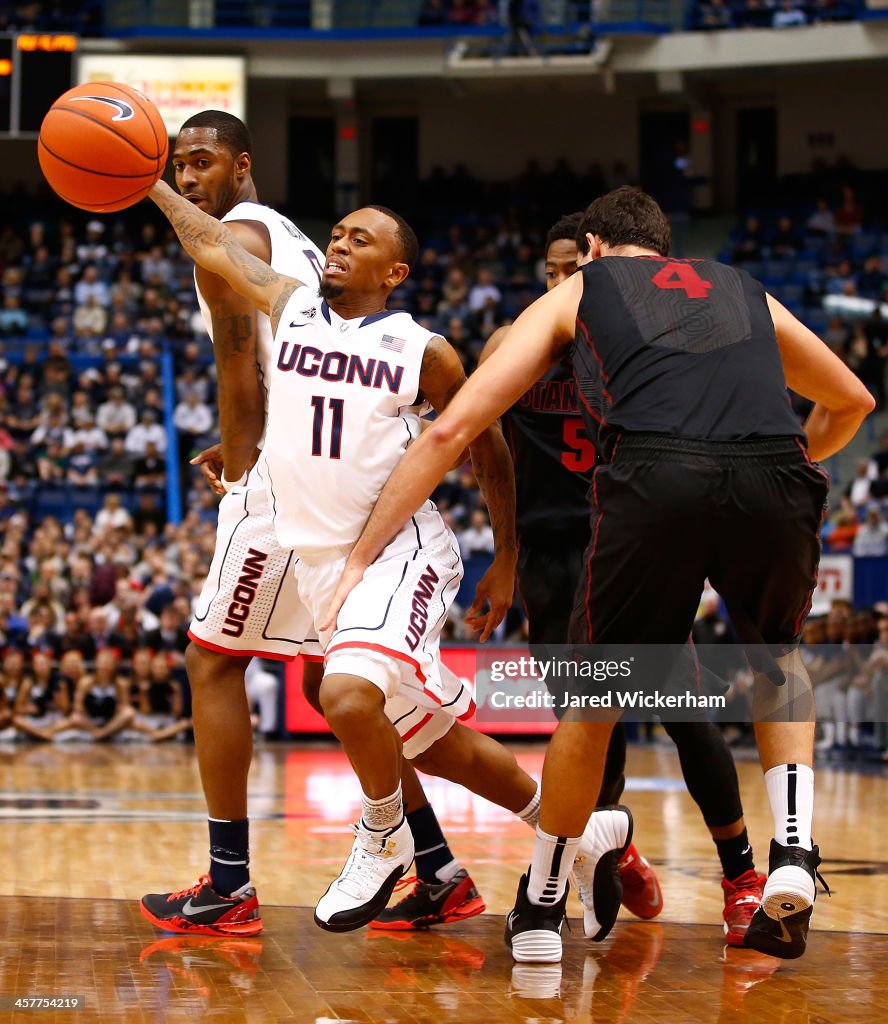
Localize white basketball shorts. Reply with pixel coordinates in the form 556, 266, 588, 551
293, 506, 475, 757
189, 479, 322, 662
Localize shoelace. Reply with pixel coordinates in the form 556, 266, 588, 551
337, 824, 395, 899
167, 875, 211, 903
391, 875, 420, 893
815, 867, 831, 898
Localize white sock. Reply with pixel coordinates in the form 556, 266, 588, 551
361, 785, 403, 832
526, 825, 582, 906
765, 763, 814, 850
517, 784, 541, 828
435, 858, 461, 883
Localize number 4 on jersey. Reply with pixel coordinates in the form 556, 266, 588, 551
651, 261, 713, 299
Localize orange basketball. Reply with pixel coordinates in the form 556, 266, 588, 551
38, 81, 168, 213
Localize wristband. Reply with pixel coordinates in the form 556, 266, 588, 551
221, 470, 248, 493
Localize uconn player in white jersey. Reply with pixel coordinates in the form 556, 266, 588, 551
141, 112, 324, 938
148, 180, 623, 936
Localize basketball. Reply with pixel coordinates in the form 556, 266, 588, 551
37, 81, 168, 213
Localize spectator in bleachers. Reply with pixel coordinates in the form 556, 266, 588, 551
824, 258, 857, 296
731, 215, 764, 262
76, 222, 109, 267
173, 391, 215, 455
458, 507, 496, 557
0, 294, 28, 335
66, 440, 99, 487
772, 0, 807, 26
699, 0, 734, 27
805, 197, 836, 237
141, 604, 189, 667
73, 264, 110, 308
823, 496, 860, 551
852, 505, 888, 556
846, 459, 874, 508
97, 386, 137, 439
98, 437, 135, 491
245, 657, 281, 739
770, 215, 804, 257
857, 256, 886, 301
834, 185, 864, 238
418, 0, 448, 25
125, 408, 167, 457
22, 244, 56, 309
93, 493, 132, 536
823, 314, 850, 353
847, 321, 885, 408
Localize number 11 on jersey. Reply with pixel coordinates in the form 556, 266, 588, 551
310, 396, 344, 459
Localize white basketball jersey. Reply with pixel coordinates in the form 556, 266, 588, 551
195, 201, 325, 405
264, 286, 436, 560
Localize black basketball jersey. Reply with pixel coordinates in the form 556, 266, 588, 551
502, 358, 596, 538
571, 256, 804, 456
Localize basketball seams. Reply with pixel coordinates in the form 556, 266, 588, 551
97, 81, 168, 176
49, 180, 159, 212
48, 102, 164, 162
38, 135, 160, 180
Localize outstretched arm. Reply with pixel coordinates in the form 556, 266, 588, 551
419, 337, 517, 641
769, 295, 875, 460
148, 180, 302, 333
321, 273, 582, 631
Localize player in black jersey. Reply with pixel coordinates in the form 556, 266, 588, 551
328, 186, 875, 964
478, 212, 767, 947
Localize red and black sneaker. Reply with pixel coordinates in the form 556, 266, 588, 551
369, 869, 486, 931
722, 868, 766, 947
140, 875, 262, 936
618, 844, 663, 920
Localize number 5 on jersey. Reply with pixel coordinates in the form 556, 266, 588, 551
311, 396, 344, 459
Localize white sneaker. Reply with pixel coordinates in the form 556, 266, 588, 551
570, 805, 633, 941
314, 817, 414, 932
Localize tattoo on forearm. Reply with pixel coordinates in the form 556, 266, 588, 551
471, 430, 518, 551
271, 282, 299, 326
217, 314, 252, 355
155, 189, 283, 287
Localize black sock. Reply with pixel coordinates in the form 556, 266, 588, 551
407, 804, 459, 884
208, 817, 250, 897
715, 828, 755, 882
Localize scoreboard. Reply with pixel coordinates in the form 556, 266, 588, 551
0, 33, 77, 137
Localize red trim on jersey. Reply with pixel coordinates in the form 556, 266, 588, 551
791, 437, 831, 640
575, 316, 613, 408
301, 654, 325, 663
401, 712, 434, 742
187, 630, 298, 663
457, 697, 477, 721
582, 465, 605, 644
324, 641, 428, 684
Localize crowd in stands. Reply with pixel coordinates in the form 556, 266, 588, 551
1, 159, 886, 738
697, 598, 888, 762
1, 0, 102, 35
8, 0, 862, 39
717, 182, 888, 553
694, 0, 855, 30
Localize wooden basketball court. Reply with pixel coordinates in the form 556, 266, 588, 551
1, 741, 885, 1022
